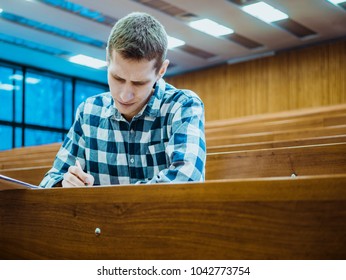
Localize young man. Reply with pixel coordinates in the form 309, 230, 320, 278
40, 12, 206, 188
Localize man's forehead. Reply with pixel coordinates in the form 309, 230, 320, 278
111, 50, 157, 66
109, 52, 157, 80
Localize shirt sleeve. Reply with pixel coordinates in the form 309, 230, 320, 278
39, 103, 86, 188
137, 95, 206, 184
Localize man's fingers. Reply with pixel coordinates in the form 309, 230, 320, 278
68, 165, 88, 184
64, 165, 95, 187
62, 172, 85, 187
84, 174, 95, 186
74, 162, 93, 186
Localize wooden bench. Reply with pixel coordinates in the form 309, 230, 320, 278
0, 158, 55, 170
0, 143, 60, 159
207, 125, 346, 146
1, 125, 346, 170
1, 142, 345, 186
1, 104, 345, 179
207, 135, 346, 153
1, 135, 345, 170
205, 103, 346, 129
206, 113, 346, 137
0, 143, 60, 169
206, 142, 346, 180
1, 175, 345, 259
0, 166, 51, 185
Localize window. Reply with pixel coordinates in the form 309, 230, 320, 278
0, 125, 12, 150
74, 80, 109, 114
0, 61, 108, 151
0, 66, 22, 122
64, 81, 73, 129
25, 129, 63, 147
25, 71, 72, 128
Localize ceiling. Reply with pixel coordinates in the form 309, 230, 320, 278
0, 0, 345, 85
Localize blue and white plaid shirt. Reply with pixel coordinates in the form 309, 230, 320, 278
40, 79, 206, 188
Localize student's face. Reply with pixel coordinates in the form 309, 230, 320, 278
107, 50, 168, 121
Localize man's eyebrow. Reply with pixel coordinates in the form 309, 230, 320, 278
112, 74, 125, 80
132, 79, 151, 85
111, 73, 150, 84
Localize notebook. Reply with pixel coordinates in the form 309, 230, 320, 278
0, 174, 40, 191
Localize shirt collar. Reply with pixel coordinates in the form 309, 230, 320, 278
142, 78, 165, 118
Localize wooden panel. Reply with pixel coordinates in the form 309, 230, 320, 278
0, 143, 60, 159
2, 134, 346, 169
0, 158, 54, 169
206, 143, 346, 180
1, 140, 346, 185
207, 125, 346, 146
0, 166, 50, 185
1, 175, 346, 260
207, 135, 346, 153
206, 113, 346, 137
205, 103, 346, 129
166, 40, 346, 121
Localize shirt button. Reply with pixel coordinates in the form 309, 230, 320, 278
130, 129, 134, 134
130, 157, 134, 164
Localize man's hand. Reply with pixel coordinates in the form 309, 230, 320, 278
62, 160, 95, 187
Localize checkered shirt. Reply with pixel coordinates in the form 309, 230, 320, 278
39, 79, 206, 188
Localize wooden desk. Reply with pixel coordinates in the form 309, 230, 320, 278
1, 175, 346, 260
206, 142, 346, 180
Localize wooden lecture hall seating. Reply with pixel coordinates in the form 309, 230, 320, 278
0, 103, 346, 259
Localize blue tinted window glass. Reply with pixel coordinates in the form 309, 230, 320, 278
64, 80, 73, 129
74, 81, 108, 114
15, 127, 22, 148
25, 72, 63, 128
14, 70, 24, 122
24, 129, 63, 146
0, 125, 12, 150
0, 66, 14, 121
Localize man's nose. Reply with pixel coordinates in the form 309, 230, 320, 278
119, 86, 134, 103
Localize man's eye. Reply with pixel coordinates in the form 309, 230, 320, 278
114, 77, 124, 83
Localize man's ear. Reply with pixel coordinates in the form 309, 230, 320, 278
158, 59, 170, 78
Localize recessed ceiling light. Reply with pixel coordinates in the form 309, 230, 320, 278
26, 77, 41, 84
68, 54, 107, 69
242, 1, 289, 23
0, 84, 20, 91
9, 74, 23, 81
9, 74, 40, 84
189, 19, 234, 37
167, 36, 185, 49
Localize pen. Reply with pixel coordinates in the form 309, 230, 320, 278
75, 159, 88, 186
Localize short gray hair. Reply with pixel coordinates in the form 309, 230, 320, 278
107, 12, 168, 72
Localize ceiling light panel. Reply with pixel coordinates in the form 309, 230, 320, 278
242, 1, 289, 23
68, 54, 107, 69
189, 19, 234, 37
167, 36, 185, 49
238, 1, 316, 39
